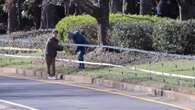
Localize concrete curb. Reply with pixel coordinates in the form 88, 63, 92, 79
0, 67, 195, 108
63, 75, 93, 84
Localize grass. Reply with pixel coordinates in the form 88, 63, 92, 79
0, 47, 41, 52
56, 59, 195, 88
55, 64, 195, 91
0, 56, 45, 70
137, 60, 195, 76
0, 56, 195, 90
54, 61, 195, 88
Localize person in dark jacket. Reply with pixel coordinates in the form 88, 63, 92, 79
45, 30, 64, 79
68, 31, 89, 69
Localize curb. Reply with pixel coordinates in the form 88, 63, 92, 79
0, 67, 195, 109
63, 75, 92, 84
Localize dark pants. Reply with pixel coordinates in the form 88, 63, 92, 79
78, 52, 85, 69
45, 56, 55, 77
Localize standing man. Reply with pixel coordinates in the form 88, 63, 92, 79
45, 30, 64, 79
68, 31, 89, 69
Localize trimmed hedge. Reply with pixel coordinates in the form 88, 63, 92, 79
153, 20, 195, 54
56, 14, 195, 54
56, 14, 165, 43
111, 21, 153, 50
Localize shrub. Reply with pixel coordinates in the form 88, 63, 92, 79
56, 14, 195, 54
109, 14, 165, 24
152, 20, 195, 54
56, 14, 165, 44
111, 21, 153, 50
56, 15, 96, 43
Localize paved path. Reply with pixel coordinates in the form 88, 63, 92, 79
0, 76, 182, 110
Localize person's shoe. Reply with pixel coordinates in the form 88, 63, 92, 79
79, 67, 85, 69
79, 64, 85, 69
48, 76, 56, 80
56, 74, 64, 80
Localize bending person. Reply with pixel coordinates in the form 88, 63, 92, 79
68, 31, 89, 69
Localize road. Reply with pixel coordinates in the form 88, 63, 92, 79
0, 76, 182, 110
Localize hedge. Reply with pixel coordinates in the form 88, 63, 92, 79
111, 21, 153, 50
153, 20, 195, 54
56, 14, 195, 54
56, 14, 165, 44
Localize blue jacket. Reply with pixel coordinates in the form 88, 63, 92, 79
72, 31, 89, 54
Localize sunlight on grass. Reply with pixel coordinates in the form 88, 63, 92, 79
137, 60, 195, 76
0, 56, 195, 88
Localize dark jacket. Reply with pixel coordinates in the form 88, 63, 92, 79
72, 32, 89, 54
45, 37, 63, 58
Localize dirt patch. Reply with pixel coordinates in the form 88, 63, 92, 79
85, 48, 175, 65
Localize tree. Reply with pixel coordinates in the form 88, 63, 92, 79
156, 0, 179, 19
40, 0, 64, 29
28, 0, 42, 29
110, 0, 123, 13
0, 0, 7, 23
16, 0, 23, 29
64, 0, 70, 16
4, 0, 18, 33
123, 0, 138, 14
139, 0, 154, 15
177, 0, 195, 20
72, 0, 110, 45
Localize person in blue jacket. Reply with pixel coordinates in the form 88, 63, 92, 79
68, 31, 89, 69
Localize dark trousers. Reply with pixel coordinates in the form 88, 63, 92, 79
78, 52, 85, 69
45, 56, 55, 77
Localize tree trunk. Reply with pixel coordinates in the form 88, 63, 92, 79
110, 0, 123, 13
177, 0, 195, 20
97, 0, 109, 45
40, 4, 55, 29
16, 0, 22, 30
64, 0, 70, 16
139, 0, 153, 15
72, 0, 110, 45
7, 0, 17, 33
31, 0, 42, 29
40, 3, 63, 29
123, 0, 137, 14
178, 4, 187, 20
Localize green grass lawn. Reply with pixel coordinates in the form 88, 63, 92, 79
56, 64, 195, 89
0, 56, 45, 70
137, 60, 195, 76
56, 59, 195, 88
0, 56, 195, 89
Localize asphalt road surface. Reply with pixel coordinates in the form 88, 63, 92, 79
0, 76, 182, 110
